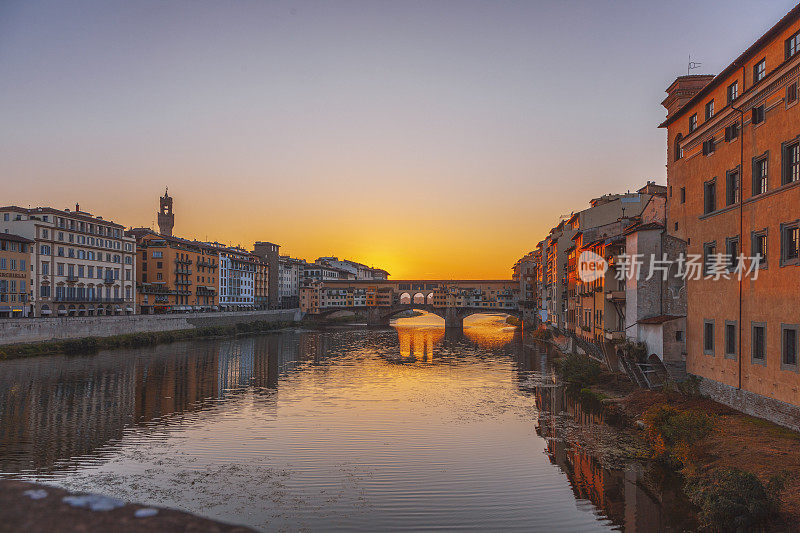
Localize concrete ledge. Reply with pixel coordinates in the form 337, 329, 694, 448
696, 374, 800, 432
0, 309, 303, 346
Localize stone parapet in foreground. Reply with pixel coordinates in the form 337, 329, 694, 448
0, 479, 255, 532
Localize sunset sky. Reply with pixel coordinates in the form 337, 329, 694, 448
2, 0, 796, 279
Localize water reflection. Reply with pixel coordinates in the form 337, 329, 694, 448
534, 371, 696, 532
0, 315, 692, 531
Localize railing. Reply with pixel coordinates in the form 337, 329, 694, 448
175, 279, 191, 286
103, 277, 115, 285
175, 258, 193, 265
66, 274, 79, 282
175, 268, 192, 275
53, 296, 127, 303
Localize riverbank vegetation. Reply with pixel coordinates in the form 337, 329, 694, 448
554, 352, 799, 530
0, 320, 298, 360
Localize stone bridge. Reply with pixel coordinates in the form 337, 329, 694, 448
303, 279, 522, 330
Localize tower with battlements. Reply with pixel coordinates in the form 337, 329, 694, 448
157, 188, 174, 236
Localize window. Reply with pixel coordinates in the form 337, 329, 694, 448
752, 323, 766, 364
726, 237, 740, 271
782, 324, 799, 371
689, 113, 697, 132
781, 222, 800, 266
724, 122, 739, 141
727, 81, 738, 104
704, 179, 716, 214
676, 330, 684, 342
705, 99, 714, 120
703, 241, 716, 275
152, 251, 163, 258
752, 156, 768, 195
725, 321, 737, 359
680, 187, 686, 204
786, 30, 800, 59
704, 320, 715, 355
674, 133, 683, 161
752, 104, 765, 125
753, 58, 766, 83
787, 82, 798, 105
752, 229, 768, 268
726, 169, 739, 205
782, 140, 800, 185
702, 138, 715, 155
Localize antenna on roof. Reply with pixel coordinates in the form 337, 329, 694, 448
688, 53, 702, 75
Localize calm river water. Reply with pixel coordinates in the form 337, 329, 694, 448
0, 314, 687, 531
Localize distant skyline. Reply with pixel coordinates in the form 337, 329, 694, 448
2, 0, 797, 278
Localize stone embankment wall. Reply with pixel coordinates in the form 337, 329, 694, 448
698, 376, 800, 433
0, 309, 303, 346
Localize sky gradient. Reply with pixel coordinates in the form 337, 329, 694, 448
2, 0, 797, 279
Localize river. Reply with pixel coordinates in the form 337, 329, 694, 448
0, 313, 690, 531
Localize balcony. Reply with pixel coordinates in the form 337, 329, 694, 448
606, 290, 625, 302
103, 277, 115, 285
175, 268, 192, 275
197, 259, 217, 268
66, 274, 79, 282
604, 330, 625, 341
175, 279, 191, 286
175, 258, 193, 265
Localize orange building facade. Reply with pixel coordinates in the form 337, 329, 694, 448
0, 233, 34, 318
128, 230, 219, 313
661, 5, 800, 426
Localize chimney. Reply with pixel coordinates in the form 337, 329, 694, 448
661, 75, 714, 119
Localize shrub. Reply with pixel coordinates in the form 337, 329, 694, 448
643, 405, 715, 469
617, 339, 649, 363
686, 468, 785, 531
557, 352, 602, 392
530, 327, 552, 341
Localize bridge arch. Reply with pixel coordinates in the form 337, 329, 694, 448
412, 292, 426, 305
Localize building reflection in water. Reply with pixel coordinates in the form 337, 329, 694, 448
535, 381, 694, 532
0, 332, 320, 475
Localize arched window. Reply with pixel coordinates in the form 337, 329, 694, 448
674, 133, 683, 161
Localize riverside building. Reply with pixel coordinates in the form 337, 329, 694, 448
206, 244, 258, 311
660, 4, 800, 426
1, 205, 137, 317
0, 233, 33, 318
127, 229, 219, 313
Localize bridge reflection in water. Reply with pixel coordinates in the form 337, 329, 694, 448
392, 312, 519, 360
